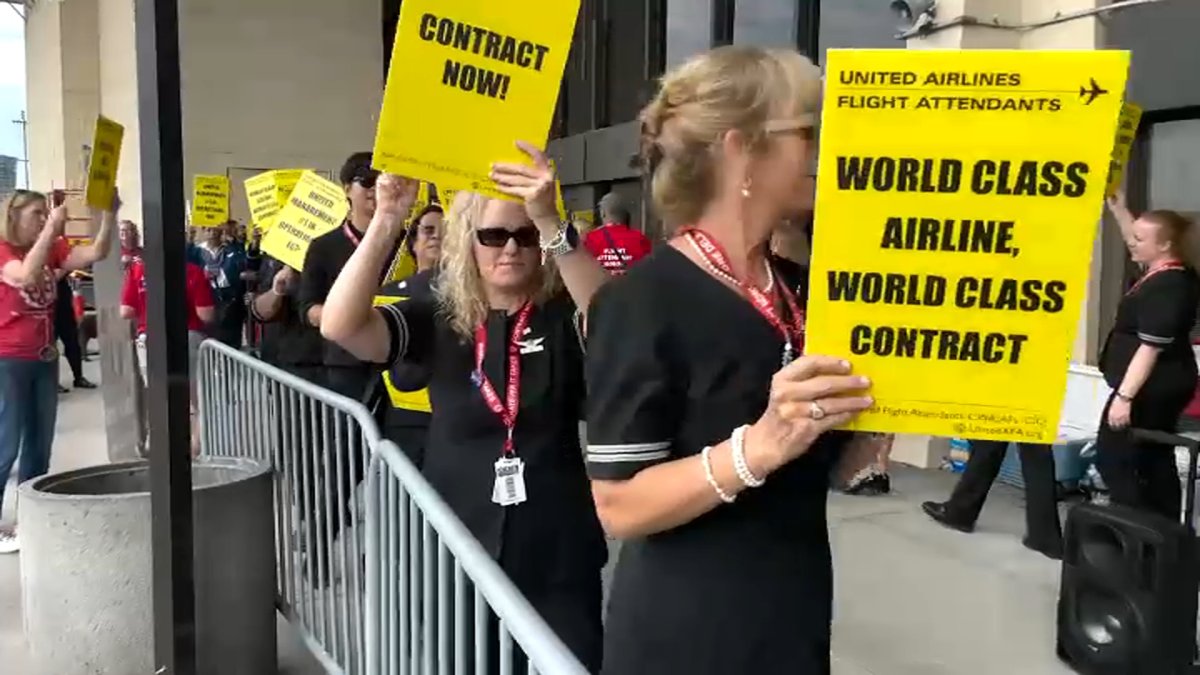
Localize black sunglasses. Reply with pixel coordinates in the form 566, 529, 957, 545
354, 171, 380, 189
475, 226, 540, 248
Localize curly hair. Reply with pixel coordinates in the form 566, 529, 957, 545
434, 192, 562, 339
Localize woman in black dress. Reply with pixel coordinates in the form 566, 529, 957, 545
319, 145, 611, 671
1100, 193, 1199, 519
585, 46, 876, 674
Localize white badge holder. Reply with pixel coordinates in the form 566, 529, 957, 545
492, 457, 527, 506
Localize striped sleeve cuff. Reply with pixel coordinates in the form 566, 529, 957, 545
586, 441, 672, 480
376, 304, 409, 367
1137, 332, 1174, 346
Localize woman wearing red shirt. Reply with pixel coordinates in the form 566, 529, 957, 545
120, 256, 215, 458
0, 190, 116, 553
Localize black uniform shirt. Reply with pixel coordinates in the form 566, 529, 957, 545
253, 256, 322, 369
377, 289, 606, 591
1100, 265, 1200, 399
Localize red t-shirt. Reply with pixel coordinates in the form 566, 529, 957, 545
583, 223, 652, 274
0, 238, 71, 360
121, 260, 215, 335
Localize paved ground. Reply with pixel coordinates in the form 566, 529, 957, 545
1, 360, 1084, 674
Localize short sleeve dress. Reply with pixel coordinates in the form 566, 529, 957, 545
377, 290, 607, 670
586, 246, 847, 675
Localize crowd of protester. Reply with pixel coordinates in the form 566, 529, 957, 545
0, 43, 1197, 673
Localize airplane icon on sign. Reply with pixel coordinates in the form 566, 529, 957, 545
1079, 78, 1109, 105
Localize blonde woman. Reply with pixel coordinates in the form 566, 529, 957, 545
584, 47, 876, 674
321, 143, 610, 671
0, 189, 117, 553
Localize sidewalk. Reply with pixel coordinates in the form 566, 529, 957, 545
0, 361, 324, 674
2, 360, 1077, 674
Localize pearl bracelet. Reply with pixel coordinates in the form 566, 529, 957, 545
731, 425, 766, 488
702, 446, 736, 504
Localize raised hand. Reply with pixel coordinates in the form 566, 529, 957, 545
490, 140, 558, 223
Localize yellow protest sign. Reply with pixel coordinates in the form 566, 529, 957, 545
260, 171, 349, 271
192, 175, 230, 227
85, 116, 124, 210
274, 170, 304, 204
1105, 102, 1143, 197
245, 169, 307, 232
806, 49, 1130, 444
373, 0, 579, 199
437, 184, 458, 208
245, 172, 281, 231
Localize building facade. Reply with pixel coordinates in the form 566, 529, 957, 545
0, 154, 16, 199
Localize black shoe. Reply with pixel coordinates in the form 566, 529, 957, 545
73, 377, 97, 389
921, 501, 975, 533
57, 384, 69, 394
1022, 537, 1064, 561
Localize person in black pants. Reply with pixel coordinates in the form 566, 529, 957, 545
1099, 196, 1200, 520
922, 441, 1063, 559
55, 276, 94, 392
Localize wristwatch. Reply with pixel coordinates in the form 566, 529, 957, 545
540, 221, 579, 258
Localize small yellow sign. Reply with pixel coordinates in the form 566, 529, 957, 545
85, 116, 124, 210
245, 169, 307, 232
245, 172, 281, 231
260, 171, 349, 271
373, 0, 580, 199
1105, 102, 1143, 197
806, 49, 1130, 444
437, 185, 458, 209
192, 175, 230, 227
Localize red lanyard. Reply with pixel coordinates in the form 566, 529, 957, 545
343, 222, 362, 247
473, 302, 533, 457
680, 228, 806, 353
1127, 260, 1185, 295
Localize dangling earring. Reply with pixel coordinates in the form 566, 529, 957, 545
741, 177, 753, 199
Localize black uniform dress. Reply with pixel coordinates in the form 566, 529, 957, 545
371, 270, 435, 469
586, 246, 848, 675
1097, 264, 1200, 520
377, 290, 607, 672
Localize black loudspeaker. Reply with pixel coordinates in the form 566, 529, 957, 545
1056, 502, 1198, 674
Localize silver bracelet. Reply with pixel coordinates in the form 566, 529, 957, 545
731, 425, 765, 488
702, 446, 736, 504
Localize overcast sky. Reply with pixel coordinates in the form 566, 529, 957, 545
0, 8, 26, 186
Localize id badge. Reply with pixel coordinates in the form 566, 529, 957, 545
491, 457, 527, 507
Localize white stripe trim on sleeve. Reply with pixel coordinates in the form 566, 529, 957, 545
586, 441, 671, 464
1137, 332, 1174, 345
378, 303, 409, 365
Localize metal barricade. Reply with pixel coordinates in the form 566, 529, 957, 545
365, 440, 590, 675
197, 340, 590, 675
197, 340, 377, 675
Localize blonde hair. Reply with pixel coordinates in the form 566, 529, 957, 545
435, 191, 562, 339
1, 190, 46, 245
639, 45, 822, 228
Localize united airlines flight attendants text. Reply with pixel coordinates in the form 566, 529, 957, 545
585, 46, 876, 675
319, 144, 611, 672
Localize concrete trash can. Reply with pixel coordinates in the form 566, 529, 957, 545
18, 457, 277, 675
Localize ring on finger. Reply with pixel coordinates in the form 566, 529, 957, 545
809, 401, 827, 421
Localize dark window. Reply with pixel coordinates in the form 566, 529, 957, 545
666, 0, 713, 69
734, 0, 801, 48
562, 1, 596, 136
818, 0, 898, 54
600, 0, 654, 127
